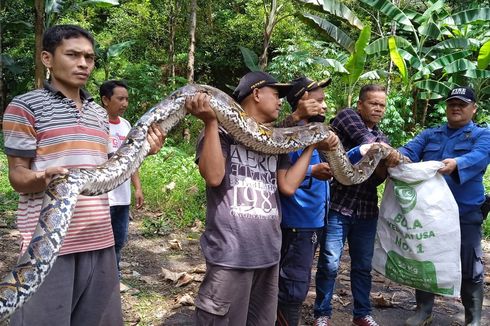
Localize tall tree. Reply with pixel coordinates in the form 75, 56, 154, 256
34, 0, 119, 87
187, 0, 197, 83
34, 0, 44, 88
167, 0, 180, 84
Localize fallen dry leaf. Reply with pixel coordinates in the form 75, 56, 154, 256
168, 239, 182, 250
177, 293, 195, 306
371, 292, 393, 308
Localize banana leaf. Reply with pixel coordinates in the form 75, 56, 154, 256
443, 8, 490, 25
360, 0, 414, 31
388, 37, 408, 85
414, 79, 452, 96
303, 14, 355, 53
443, 58, 476, 74
477, 40, 490, 70
299, 0, 364, 29
239, 46, 261, 72
365, 36, 412, 55
343, 26, 371, 87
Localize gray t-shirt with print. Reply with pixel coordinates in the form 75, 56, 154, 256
196, 128, 289, 269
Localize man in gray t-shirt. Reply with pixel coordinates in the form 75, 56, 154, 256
186, 71, 338, 325
196, 127, 289, 269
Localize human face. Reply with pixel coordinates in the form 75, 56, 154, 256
446, 99, 476, 128
103, 86, 129, 120
357, 91, 387, 128
255, 86, 282, 123
41, 37, 95, 95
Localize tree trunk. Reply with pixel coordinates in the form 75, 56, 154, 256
34, 0, 45, 88
259, 0, 278, 70
386, 6, 397, 94
167, 0, 178, 85
0, 12, 4, 121
421, 97, 429, 127
411, 88, 418, 129
187, 0, 197, 83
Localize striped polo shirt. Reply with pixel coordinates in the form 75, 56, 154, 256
2, 82, 115, 255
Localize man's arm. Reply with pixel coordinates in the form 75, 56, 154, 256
131, 170, 144, 209
448, 129, 490, 184
277, 145, 316, 196
185, 93, 225, 187
7, 156, 68, 193
278, 133, 338, 195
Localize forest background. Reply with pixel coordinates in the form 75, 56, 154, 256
0, 0, 489, 236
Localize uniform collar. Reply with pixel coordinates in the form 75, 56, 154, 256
441, 121, 475, 136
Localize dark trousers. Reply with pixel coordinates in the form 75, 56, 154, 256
278, 228, 322, 305
10, 247, 123, 326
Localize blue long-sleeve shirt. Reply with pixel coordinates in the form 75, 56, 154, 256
280, 146, 364, 228
280, 149, 329, 228
398, 121, 490, 222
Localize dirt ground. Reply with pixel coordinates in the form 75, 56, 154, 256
1, 213, 489, 326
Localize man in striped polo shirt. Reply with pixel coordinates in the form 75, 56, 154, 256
2, 25, 164, 326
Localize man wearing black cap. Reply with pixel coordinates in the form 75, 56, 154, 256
276, 76, 335, 326
397, 86, 490, 326
185, 71, 338, 325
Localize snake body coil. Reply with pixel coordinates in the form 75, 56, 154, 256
0, 84, 394, 320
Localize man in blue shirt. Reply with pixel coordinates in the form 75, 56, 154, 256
276, 77, 337, 326
398, 87, 490, 326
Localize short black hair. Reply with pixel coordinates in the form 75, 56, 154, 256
42, 24, 95, 54
99, 80, 128, 100
359, 84, 386, 101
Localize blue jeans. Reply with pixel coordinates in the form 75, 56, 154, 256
314, 210, 377, 318
110, 205, 130, 271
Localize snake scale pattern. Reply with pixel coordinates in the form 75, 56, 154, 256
0, 84, 396, 321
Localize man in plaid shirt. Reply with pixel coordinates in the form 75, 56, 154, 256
313, 84, 398, 326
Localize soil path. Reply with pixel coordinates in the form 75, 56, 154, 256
0, 213, 489, 326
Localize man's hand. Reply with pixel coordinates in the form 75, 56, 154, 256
316, 133, 339, 151
384, 148, 404, 168
311, 162, 333, 180
438, 158, 457, 175
134, 188, 144, 209
292, 91, 325, 122
185, 93, 217, 123
147, 124, 166, 155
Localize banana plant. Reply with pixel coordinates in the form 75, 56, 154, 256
361, 0, 490, 126
343, 26, 372, 106
45, 0, 119, 28
95, 41, 135, 80
298, 0, 381, 106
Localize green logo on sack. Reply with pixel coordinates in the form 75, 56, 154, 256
392, 179, 422, 214
385, 251, 454, 295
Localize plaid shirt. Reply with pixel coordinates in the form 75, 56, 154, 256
329, 108, 389, 219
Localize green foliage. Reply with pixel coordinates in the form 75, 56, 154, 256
484, 170, 490, 238
0, 134, 19, 227
379, 92, 415, 148
138, 145, 206, 232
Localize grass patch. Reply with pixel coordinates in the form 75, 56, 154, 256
483, 169, 490, 238
0, 134, 18, 227
138, 144, 206, 233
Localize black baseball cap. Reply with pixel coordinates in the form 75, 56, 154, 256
232, 71, 292, 103
446, 87, 476, 103
286, 76, 332, 111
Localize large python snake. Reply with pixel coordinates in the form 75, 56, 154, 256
0, 84, 397, 321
